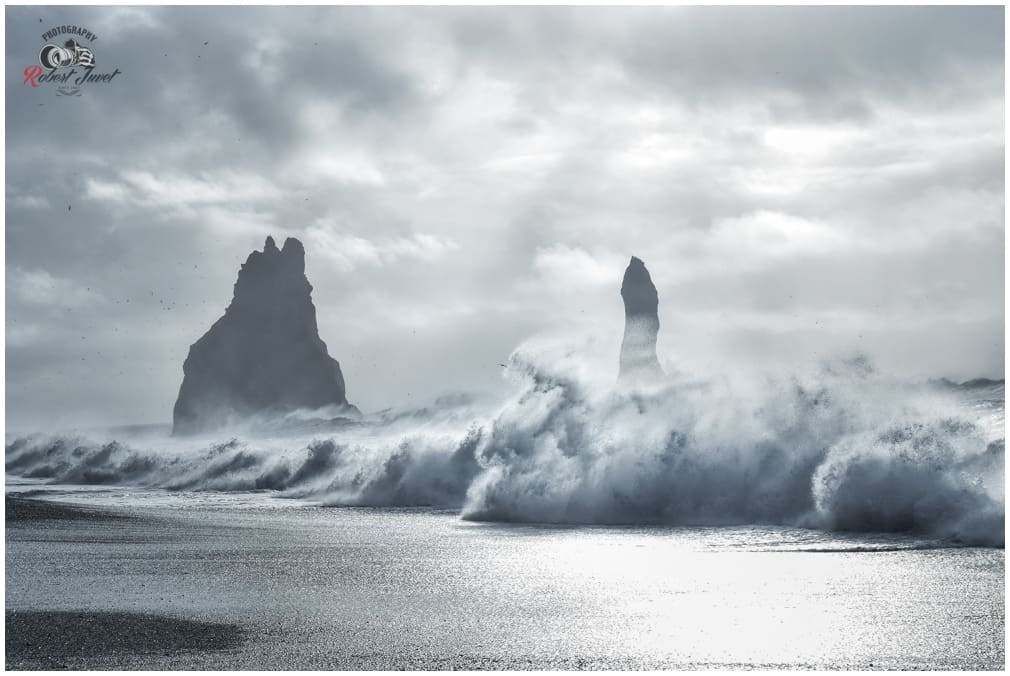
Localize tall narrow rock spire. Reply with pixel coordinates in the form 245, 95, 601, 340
619, 256, 663, 381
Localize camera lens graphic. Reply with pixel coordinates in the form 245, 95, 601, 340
39, 44, 76, 69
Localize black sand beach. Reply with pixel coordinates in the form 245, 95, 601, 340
6, 495, 130, 523
6, 610, 243, 670
5, 497, 244, 669
5, 492, 1004, 670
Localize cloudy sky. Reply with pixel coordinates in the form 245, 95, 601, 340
5, 6, 1004, 430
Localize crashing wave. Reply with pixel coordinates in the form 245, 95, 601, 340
5, 346, 1004, 546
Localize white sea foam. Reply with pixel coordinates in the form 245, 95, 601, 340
5, 341, 1003, 546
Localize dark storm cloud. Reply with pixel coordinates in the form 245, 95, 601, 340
5, 6, 1004, 430
620, 7, 1001, 105
443, 6, 1001, 120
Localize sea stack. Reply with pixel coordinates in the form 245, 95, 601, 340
619, 256, 663, 382
172, 236, 356, 435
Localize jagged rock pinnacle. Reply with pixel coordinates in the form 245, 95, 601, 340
619, 255, 663, 381
172, 236, 356, 434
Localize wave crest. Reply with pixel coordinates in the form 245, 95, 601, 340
461, 347, 1003, 545
5, 347, 1004, 546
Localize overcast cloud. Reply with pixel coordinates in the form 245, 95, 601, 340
5, 6, 1004, 430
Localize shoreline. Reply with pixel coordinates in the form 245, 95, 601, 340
4, 492, 1004, 669
5, 494, 136, 523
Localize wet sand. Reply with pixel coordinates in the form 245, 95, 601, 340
5, 493, 1004, 670
6, 497, 244, 669
6, 495, 131, 523
6, 610, 243, 670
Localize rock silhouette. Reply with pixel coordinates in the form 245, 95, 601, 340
618, 256, 663, 382
172, 236, 356, 435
